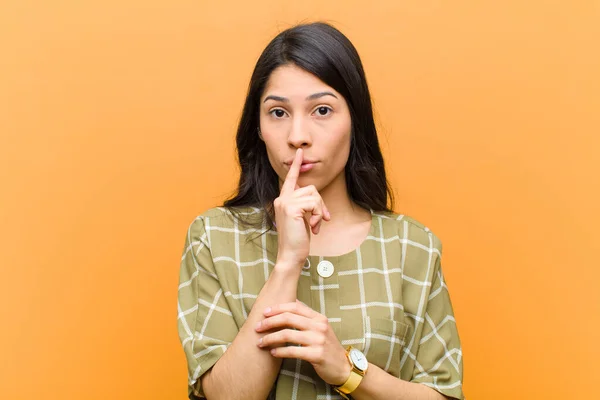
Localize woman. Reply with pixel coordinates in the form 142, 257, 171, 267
178, 22, 464, 400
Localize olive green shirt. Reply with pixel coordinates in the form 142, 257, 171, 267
177, 207, 464, 399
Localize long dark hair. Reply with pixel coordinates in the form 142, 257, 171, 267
223, 22, 395, 230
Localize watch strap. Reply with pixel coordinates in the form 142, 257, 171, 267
336, 369, 363, 395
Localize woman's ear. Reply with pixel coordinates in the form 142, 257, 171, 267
257, 127, 264, 141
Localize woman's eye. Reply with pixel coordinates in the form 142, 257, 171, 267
271, 109, 286, 118
315, 106, 331, 116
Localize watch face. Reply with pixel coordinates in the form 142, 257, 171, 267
349, 349, 368, 371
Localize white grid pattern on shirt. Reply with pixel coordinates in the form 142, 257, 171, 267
179, 223, 207, 350
197, 288, 224, 342
233, 217, 248, 319
400, 229, 435, 369
377, 216, 396, 321
355, 246, 370, 354
212, 256, 276, 267
400, 228, 434, 367
420, 313, 460, 373
340, 301, 404, 311
180, 235, 217, 282
291, 358, 302, 400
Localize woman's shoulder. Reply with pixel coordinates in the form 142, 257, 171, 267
188, 206, 266, 232
193, 205, 260, 220
372, 209, 443, 253
186, 206, 272, 260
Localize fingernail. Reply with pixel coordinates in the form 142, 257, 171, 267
257, 337, 263, 347
264, 307, 271, 314
255, 321, 261, 330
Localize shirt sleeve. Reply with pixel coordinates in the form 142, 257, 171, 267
410, 255, 465, 400
177, 216, 239, 399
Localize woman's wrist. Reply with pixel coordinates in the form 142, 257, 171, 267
269, 263, 302, 287
331, 354, 353, 386
274, 258, 304, 273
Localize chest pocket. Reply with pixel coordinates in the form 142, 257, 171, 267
363, 316, 409, 378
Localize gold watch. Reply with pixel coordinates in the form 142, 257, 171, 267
333, 346, 368, 399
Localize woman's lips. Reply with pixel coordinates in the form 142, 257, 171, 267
284, 161, 318, 172
299, 162, 316, 172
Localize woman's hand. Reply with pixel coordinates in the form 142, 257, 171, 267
273, 148, 331, 269
255, 300, 351, 386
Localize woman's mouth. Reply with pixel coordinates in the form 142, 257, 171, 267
284, 161, 318, 173
299, 162, 316, 172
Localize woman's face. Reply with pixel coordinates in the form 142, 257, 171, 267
259, 64, 352, 192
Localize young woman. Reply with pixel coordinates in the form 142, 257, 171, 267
178, 22, 464, 400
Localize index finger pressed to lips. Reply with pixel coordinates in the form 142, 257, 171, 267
281, 148, 303, 195
264, 300, 319, 319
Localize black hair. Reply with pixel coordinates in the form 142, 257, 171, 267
223, 22, 394, 230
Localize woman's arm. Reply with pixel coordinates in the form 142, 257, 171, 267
257, 244, 462, 400
201, 264, 300, 400
256, 302, 456, 400
199, 149, 331, 399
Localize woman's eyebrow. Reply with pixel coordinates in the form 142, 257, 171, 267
306, 91, 338, 101
263, 95, 288, 103
263, 91, 338, 103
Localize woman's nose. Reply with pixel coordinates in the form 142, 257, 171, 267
287, 118, 312, 148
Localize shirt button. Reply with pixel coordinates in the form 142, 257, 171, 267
317, 260, 334, 278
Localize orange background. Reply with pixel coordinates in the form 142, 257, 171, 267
1, 1, 599, 399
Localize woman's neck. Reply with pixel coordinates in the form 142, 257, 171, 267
308, 174, 372, 256
313, 172, 371, 228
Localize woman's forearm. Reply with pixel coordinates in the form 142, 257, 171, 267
352, 363, 447, 400
201, 265, 300, 400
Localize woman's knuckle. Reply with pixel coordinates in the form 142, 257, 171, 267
316, 322, 328, 333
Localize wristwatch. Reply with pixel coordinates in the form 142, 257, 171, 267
333, 346, 368, 399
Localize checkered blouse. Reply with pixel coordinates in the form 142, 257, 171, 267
177, 206, 464, 399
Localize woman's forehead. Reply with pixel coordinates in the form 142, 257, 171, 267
261, 65, 340, 102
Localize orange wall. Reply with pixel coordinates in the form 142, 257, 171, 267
1, 1, 598, 399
